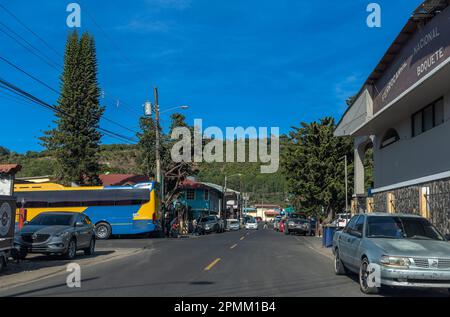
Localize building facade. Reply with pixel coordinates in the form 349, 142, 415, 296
335, 0, 450, 235
254, 204, 281, 222
179, 179, 224, 220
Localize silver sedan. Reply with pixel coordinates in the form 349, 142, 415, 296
333, 213, 450, 295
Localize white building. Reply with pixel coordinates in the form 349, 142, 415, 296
335, 0, 450, 234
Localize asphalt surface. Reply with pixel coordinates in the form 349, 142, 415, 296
0, 227, 449, 297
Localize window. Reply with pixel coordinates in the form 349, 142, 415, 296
204, 189, 209, 201
380, 129, 400, 149
412, 98, 444, 137
354, 215, 365, 236
344, 216, 359, 234
186, 189, 195, 200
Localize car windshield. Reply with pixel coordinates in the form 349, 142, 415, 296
229, 220, 238, 224
366, 216, 444, 241
29, 214, 74, 226
248, 219, 256, 223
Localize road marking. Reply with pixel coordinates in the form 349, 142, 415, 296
204, 258, 221, 271
230, 244, 238, 249
240, 236, 245, 241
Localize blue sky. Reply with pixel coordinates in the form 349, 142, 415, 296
0, 0, 422, 153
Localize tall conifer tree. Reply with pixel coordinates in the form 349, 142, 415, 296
41, 31, 104, 186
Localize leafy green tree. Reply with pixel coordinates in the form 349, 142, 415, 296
41, 31, 104, 186
282, 117, 353, 219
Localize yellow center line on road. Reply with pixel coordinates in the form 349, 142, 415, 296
230, 244, 238, 249
204, 258, 221, 271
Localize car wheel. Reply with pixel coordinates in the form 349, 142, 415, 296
334, 249, 347, 275
63, 239, 77, 260
17, 248, 28, 260
84, 237, 96, 256
359, 257, 380, 295
95, 222, 112, 240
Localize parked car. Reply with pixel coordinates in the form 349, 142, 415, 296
198, 216, 223, 234
227, 219, 241, 231
332, 213, 351, 228
15, 212, 96, 260
285, 218, 311, 235
333, 213, 450, 295
245, 218, 258, 230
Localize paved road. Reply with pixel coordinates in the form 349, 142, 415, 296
0, 228, 448, 297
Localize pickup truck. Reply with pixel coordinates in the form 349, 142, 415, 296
333, 212, 450, 295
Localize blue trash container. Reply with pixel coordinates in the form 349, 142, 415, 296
324, 226, 336, 248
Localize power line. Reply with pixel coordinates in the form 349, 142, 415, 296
0, 77, 138, 144
0, 54, 140, 135
0, 3, 62, 58
0, 4, 142, 120
0, 55, 59, 94
0, 27, 60, 72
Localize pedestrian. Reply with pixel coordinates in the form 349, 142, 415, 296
192, 218, 198, 235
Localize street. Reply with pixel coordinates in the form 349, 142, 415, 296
1, 227, 448, 297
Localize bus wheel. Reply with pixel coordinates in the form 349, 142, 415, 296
95, 222, 112, 240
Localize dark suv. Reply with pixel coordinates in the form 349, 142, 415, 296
15, 212, 96, 260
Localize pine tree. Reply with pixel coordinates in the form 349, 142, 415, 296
41, 31, 104, 186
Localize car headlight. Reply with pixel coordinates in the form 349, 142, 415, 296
380, 256, 411, 268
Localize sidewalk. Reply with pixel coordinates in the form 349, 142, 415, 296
300, 236, 333, 260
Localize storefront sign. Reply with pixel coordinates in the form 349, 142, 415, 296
373, 7, 450, 114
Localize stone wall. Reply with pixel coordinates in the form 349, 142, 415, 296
373, 178, 450, 235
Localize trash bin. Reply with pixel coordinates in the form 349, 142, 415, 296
324, 225, 337, 248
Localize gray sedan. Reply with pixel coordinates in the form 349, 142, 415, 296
333, 213, 450, 294
15, 212, 96, 260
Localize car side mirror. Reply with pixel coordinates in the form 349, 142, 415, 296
350, 229, 362, 238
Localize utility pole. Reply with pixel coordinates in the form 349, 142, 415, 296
154, 87, 161, 185
223, 175, 227, 226
344, 155, 348, 215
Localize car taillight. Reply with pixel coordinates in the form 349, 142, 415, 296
152, 213, 156, 223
